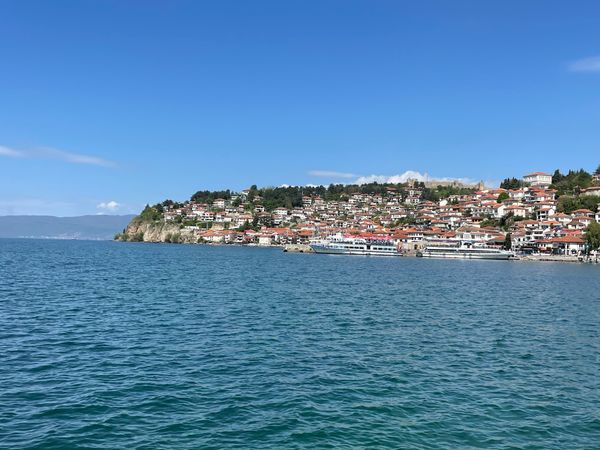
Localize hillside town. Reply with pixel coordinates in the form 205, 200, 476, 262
123, 169, 600, 258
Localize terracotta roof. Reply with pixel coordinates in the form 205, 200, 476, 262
550, 236, 585, 244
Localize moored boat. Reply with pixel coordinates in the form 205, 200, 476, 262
417, 242, 513, 260
310, 233, 402, 256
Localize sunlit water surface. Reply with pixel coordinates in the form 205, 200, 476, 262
1, 239, 599, 449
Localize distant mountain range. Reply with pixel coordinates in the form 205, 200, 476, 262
0, 215, 135, 240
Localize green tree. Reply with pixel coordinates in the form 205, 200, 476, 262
480, 217, 500, 228
585, 222, 600, 251
421, 188, 440, 202
552, 169, 564, 185
247, 185, 258, 203
396, 216, 417, 226
238, 220, 255, 232
190, 189, 232, 204
180, 181, 476, 214
500, 178, 523, 190
504, 232, 512, 250
138, 204, 163, 222
595, 164, 600, 175
557, 195, 600, 214
497, 192, 509, 203
551, 169, 592, 196
556, 196, 577, 214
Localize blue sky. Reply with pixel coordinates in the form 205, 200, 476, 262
1, 1, 599, 215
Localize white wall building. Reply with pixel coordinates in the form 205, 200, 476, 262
523, 172, 552, 187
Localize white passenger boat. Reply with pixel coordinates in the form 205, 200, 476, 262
418, 242, 513, 260
310, 233, 402, 256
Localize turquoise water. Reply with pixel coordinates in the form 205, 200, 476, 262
1, 239, 599, 449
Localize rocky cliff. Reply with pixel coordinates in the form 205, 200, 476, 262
116, 218, 198, 243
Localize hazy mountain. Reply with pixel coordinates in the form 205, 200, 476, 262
0, 215, 135, 240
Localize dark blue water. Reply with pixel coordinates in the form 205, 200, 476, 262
1, 239, 599, 449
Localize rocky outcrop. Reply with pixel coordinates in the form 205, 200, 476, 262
282, 244, 313, 253
115, 218, 198, 244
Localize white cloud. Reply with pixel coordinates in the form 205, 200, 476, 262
0, 145, 24, 158
306, 169, 482, 186
308, 170, 357, 179
355, 170, 429, 184
353, 170, 479, 185
40, 147, 116, 167
0, 144, 116, 167
568, 55, 600, 73
97, 201, 121, 211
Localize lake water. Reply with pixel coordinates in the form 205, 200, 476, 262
1, 239, 599, 449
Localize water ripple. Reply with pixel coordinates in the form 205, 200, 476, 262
1, 239, 599, 449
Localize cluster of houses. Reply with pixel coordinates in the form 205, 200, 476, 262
161, 172, 600, 256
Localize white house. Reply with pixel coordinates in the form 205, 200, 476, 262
272, 208, 290, 225
568, 216, 594, 229
234, 214, 253, 228
523, 172, 552, 187
201, 211, 215, 222
492, 203, 507, 218
508, 189, 526, 201
213, 198, 227, 209
504, 204, 529, 218
581, 186, 600, 197
549, 236, 586, 255
258, 234, 273, 246
554, 213, 572, 227
536, 206, 556, 221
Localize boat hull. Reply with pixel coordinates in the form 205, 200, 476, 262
418, 250, 512, 260
310, 244, 402, 257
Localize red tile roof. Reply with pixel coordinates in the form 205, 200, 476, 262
550, 236, 585, 244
